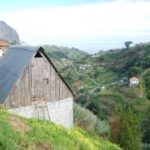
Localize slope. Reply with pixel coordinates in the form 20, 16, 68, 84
0, 108, 120, 150
49, 42, 150, 120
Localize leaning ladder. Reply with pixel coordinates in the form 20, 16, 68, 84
35, 103, 51, 121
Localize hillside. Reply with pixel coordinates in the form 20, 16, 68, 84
44, 43, 150, 149
96, 43, 150, 77
0, 21, 20, 42
0, 108, 120, 150
44, 45, 88, 60
44, 45, 88, 70
46, 43, 150, 120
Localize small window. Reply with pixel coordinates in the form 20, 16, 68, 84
34, 52, 42, 58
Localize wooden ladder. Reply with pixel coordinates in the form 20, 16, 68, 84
35, 103, 51, 121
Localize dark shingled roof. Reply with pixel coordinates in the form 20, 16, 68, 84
0, 46, 39, 102
0, 46, 73, 103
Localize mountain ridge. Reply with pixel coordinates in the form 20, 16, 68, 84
0, 20, 20, 42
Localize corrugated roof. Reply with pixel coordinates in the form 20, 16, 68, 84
0, 46, 39, 102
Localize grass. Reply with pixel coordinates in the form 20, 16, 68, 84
0, 108, 121, 150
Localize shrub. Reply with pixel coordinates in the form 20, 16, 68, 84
73, 102, 97, 132
141, 105, 150, 144
144, 71, 150, 100
95, 119, 110, 137
73, 102, 110, 136
110, 116, 122, 144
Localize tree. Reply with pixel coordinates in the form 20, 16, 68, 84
142, 105, 150, 144
111, 106, 141, 150
10, 40, 20, 45
130, 66, 143, 76
119, 109, 141, 150
144, 71, 150, 100
124, 41, 133, 49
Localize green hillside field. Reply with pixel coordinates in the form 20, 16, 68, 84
0, 108, 120, 150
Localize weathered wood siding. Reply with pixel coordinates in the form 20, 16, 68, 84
5, 54, 72, 108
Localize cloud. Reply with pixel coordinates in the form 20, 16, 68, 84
1, 0, 150, 52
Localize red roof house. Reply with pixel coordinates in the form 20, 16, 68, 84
0, 41, 9, 56
0, 41, 9, 47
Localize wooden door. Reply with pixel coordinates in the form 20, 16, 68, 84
31, 57, 50, 102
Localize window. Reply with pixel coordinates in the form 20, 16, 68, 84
34, 52, 42, 58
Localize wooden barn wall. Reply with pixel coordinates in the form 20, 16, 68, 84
5, 55, 72, 108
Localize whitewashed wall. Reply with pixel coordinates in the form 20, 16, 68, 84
8, 98, 73, 128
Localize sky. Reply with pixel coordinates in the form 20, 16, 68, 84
1, 0, 150, 53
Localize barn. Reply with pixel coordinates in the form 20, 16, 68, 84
0, 46, 73, 128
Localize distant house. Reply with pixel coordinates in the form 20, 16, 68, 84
120, 77, 128, 85
129, 77, 139, 86
79, 64, 90, 70
0, 46, 73, 128
62, 58, 66, 61
0, 41, 9, 56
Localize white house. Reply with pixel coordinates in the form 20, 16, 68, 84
129, 77, 139, 86
0, 50, 3, 57
79, 64, 91, 70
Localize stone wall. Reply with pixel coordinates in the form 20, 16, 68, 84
8, 98, 73, 128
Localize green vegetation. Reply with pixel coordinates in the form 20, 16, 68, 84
44, 45, 88, 71
10, 40, 21, 45
0, 108, 121, 150
1, 21, 149, 149
144, 71, 150, 99
48, 42, 150, 119
109, 44, 150, 77
44, 45, 88, 60
111, 106, 141, 150
141, 105, 150, 144
74, 103, 110, 137
43, 42, 150, 149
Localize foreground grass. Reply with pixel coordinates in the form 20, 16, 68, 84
0, 109, 121, 150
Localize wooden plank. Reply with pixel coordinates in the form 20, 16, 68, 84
27, 63, 31, 105
23, 64, 30, 106
5, 53, 73, 109
48, 61, 51, 101
6, 61, 33, 108
55, 75, 60, 101
50, 65, 56, 101
28, 62, 32, 104
60, 80, 63, 100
